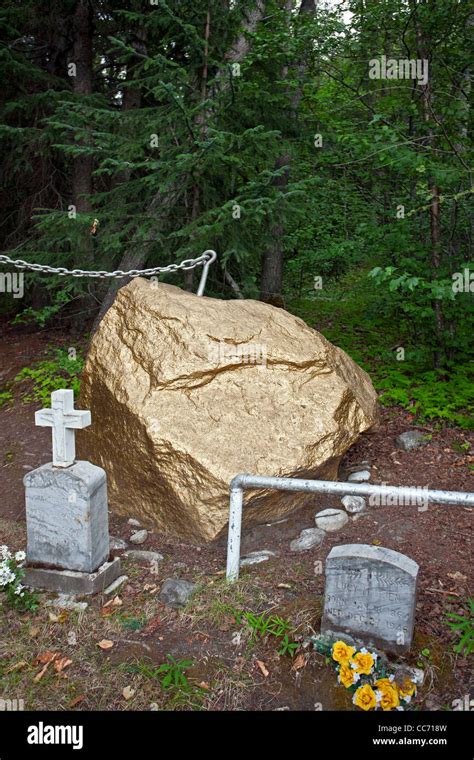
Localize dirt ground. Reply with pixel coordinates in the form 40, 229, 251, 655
0, 320, 472, 711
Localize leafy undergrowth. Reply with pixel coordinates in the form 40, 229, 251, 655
288, 271, 473, 430
13, 348, 84, 405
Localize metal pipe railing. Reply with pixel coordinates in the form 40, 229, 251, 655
226, 473, 474, 581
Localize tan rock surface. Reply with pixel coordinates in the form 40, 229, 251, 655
78, 280, 378, 542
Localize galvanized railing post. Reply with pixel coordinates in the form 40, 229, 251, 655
226, 474, 474, 581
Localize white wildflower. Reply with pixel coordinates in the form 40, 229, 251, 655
14, 551, 26, 563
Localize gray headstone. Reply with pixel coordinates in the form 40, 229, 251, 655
321, 544, 419, 654
24, 460, 109, 574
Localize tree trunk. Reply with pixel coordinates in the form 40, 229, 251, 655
72, 0, 93, 217
412, 1, 445, 368
260, 0, 316, 303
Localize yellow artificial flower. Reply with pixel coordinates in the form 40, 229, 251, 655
375, 677, 395, 691
351, 651, 376, 675
375, 679, 400, 711
332, 640, 356, 664
399, 679, 417, 700
353, 684, 377, 711
338, 662, 357, 689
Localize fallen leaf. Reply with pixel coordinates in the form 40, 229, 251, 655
5, 660, 27, 674
100, 605, 117, 617
277, 583, 292, 589
29, 626, 40, 638
122, 685, 135, 701
198, 681, 210, 690
97, 639, 114, 650
372, 539, 382, 545
447, 572, 467, 583
32, 651, 59, 682
291, 653, 306, 671
54, 657, 72, 674
103, 595, 122, 608
33, 664, 50, 683
256, 660, 269, 678
143, 584, 158, 593
33, 651, 58, 666
49, 611, 69, 624
68, 695, 85, 708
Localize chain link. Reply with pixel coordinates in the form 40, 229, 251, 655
0, 250, 216, 279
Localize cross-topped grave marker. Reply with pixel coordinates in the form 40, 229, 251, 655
35, 389, 91, 468
24, 389, 121, 594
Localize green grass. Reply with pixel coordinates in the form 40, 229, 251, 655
445, 598, 474, 657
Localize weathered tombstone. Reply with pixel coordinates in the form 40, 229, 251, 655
321, 544, 419, 654
24, 389, 121, 594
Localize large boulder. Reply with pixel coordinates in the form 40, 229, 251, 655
78, 280, 378, 542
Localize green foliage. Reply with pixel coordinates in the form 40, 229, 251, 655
289, 264, 473, 429
445, 599, 474, 657
12, 286, 76, 329
127, 655, 194, 691
375, 365, 473, 429
0, 389, 13, 408
14, 348, 83, 404
241, 610, 299, 657
118, 614, 147, 632
0, 0, 472, 430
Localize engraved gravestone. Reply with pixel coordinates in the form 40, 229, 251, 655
24, 389, 121, 594
321, 544, 419, 654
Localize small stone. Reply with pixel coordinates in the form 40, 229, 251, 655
290, 528, 325, 552
110, 536, 127, 551
124, 550, 164, 564
396, 431, 428, 451
345, 461, 370, 474
130, 529, 148, 545
392, 664, 424, 687
315, 509, 349, 532
104, 575, 128, 594
128, 518, 141, 527
240, 550, 276, 567
341, 495, 366, 514
47, 594, 88, 612
347, 469, 371, 482
159, 578, 197, 608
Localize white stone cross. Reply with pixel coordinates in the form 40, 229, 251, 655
35, 389, 91, 468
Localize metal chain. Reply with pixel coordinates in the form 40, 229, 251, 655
0, 250, 216, 279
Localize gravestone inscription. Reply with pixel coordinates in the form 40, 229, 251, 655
321, 544, 419, 654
